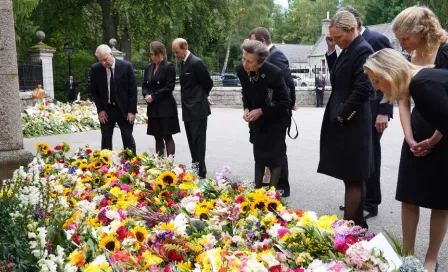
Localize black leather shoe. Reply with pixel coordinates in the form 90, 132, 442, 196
339, 205, 344, 211
363, 210, 378, 220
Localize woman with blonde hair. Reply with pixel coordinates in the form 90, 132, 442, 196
318, 11, 374, 229
365, 48, 448, 272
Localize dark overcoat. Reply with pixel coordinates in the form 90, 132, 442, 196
317, 35, 374, 181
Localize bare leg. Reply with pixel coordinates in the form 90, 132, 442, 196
263, 167, 271, 184
401, 202, 420, 256
424, 209, 448, 271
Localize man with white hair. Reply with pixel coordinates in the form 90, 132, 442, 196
89, 44, 137, 154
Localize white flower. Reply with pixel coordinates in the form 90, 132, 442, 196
64, 264, 78, 272
260, 252, 279, 267
244, 253, 268, 272
308, 259, 326, 272
268, 223, 282, 238
105, 209, 120, 221
90, 254, 108, 265
172, 213, 188, 236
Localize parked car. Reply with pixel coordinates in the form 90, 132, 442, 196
220, 73, 240, 87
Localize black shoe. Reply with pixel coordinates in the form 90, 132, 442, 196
339, 205, 345, 211
363, 210, 378, 220
361, 220, 369, 231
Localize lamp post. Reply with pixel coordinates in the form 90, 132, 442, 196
64, 42, 73, 76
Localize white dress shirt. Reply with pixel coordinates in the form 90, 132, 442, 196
106, 58, 116, 104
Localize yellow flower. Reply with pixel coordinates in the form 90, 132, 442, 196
179, 181, 197, 190
101, 154, 111, 165
187, 242, 203, 253
141, 250, 163, 267
35, 142, 42, 151
195, 206, 210, 220
44, 164, 52, 171
93, 149, 101, 157
93, 160, 103, 169
220, 195, 232, 205
40, 143, 50, 153
240, 201, 250, 214
316, 214, 338, 231
265, 199, 282, 212
67, 248, 87, 266
98, 235, 120, 252
71, 160, 83, 168
87, 217, 102, 228
131, 226, 148, 243
157, 171, 177, 186
109, 187, 122, 197
177, 261, 192, 271
92, 175, 102, 187
43, 170, 51, 177
65, 115, 73, 122
81, 176, 92, 183
79, 163, 89, 172
84, 263, 112, 272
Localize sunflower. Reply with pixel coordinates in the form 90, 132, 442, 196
265, 199, 281, 212
79, 163, 89, 172
251, 199, 267, 211
158, 190, 170, 199
41, 143, 50, 153
239, 201, 250, 214
65, 115, 73, 122
93, 150, 101, 157
131, 226, 148, 243
99, 235, 120, 252
81, 176, 92, 183
35, 142, 42, 151
153, 178, 166, 190
88, 163, 96, 172
195, 206, 210, 220
196, 200, 209, 209
220, 196, 232, 205
157, 171, 177, 186
71, 160, 83, 168
101, 154, 111, 165
43, 170, 51, 177
93, 160, 103, 169
92, 175, 102, 187
43, 164, 52, 171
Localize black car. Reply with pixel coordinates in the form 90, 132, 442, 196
221, 73, 240, 87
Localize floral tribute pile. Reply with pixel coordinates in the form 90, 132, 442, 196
21, 99, 147, 138
0, 143, 417, 272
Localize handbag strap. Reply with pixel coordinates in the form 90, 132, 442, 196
287, 114, 299, 139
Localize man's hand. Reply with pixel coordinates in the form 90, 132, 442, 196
208, 96, 215, 105
98, 111, 108, 124
127, 113, 136, 124
145, 95, 153, 104
375, 114, 389, 133
325, 35, 336, 53
247, 108, 263, 122
243, 108, 250, 122
292, 105, 298, 111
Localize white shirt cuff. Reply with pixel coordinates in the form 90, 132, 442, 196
326, 49, 336, 56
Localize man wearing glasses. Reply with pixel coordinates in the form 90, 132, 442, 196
89, 44, 137, 155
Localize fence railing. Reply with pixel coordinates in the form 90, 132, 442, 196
18, 59, 43, 91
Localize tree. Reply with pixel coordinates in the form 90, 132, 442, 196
13, 0, 41, 58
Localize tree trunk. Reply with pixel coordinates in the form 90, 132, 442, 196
97, 0, 118, 45
221, 33, 232, 74
120, 11, 131, 61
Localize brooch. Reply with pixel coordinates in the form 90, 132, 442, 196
261, 74, 265, 79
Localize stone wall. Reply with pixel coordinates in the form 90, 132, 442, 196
137, 86, 332, 108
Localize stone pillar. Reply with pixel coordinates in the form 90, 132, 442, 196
28, 31, 56, 98
321, 12, 331, 36
110, 38, 126, 60
0, 0, 33, 182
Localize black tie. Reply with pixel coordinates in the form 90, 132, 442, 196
109, 68, 116, 103
180, 60, 184, 73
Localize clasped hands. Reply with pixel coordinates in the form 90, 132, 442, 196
407, 138, 434, 157
243, 108, 263, 122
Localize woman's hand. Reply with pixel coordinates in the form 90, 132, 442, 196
145, 95, 153, 104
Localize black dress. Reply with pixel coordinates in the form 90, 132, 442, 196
142, 60, 180, 137
396, 44, 448, 210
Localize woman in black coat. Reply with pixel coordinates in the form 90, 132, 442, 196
318, 11, 374, 227
364, 48, 448, 272
236, 40, 290, 191
142, 41, 180, 156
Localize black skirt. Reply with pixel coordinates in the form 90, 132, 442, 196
146, 116, 181, 136
396, 107, 448, 210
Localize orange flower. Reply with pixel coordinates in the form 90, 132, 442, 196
296, 209, 303, 217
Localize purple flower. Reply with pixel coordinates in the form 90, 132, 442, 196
120, 184, 131, 192
38, 209, 45, 219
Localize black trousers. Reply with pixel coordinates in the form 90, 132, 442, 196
316, 90, 324, 106
68, 89, 77, 102
184, 118, 207, 178
365, 100, 383, 213
277, 149, 290, 195
100, 104, 136, 155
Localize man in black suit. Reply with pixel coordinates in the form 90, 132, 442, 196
337, 6, 394, 220
249, 27, 296, 197
172, 38, 213, 178
67, 75, 78, 102
89, 44, 137, 155
315, 71, 326, 107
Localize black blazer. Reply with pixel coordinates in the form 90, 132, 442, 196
267, 46, 296, 107
67, 80, 78, 91
142, 60, 178, 118
318, 35, 374, 181
179, 53, 213, 122
362, 27, 394, 116
89, 59, 137, 117
236, 61, 290, 131
315, 76, 326, 89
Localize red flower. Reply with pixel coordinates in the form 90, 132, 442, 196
116, 226, 128, 241
345, 235, 358, 245
54, 145, 62, 150
167, 250, 183, 262
86, 149, 92, 154
269, 265, 282, 272
72, 234, 80, 244
164, 266, 171, 272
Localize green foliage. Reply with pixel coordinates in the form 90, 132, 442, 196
0, 192, 37, 271
52, 49, 96, 102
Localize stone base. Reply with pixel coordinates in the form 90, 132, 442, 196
0, 149, 33, 184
